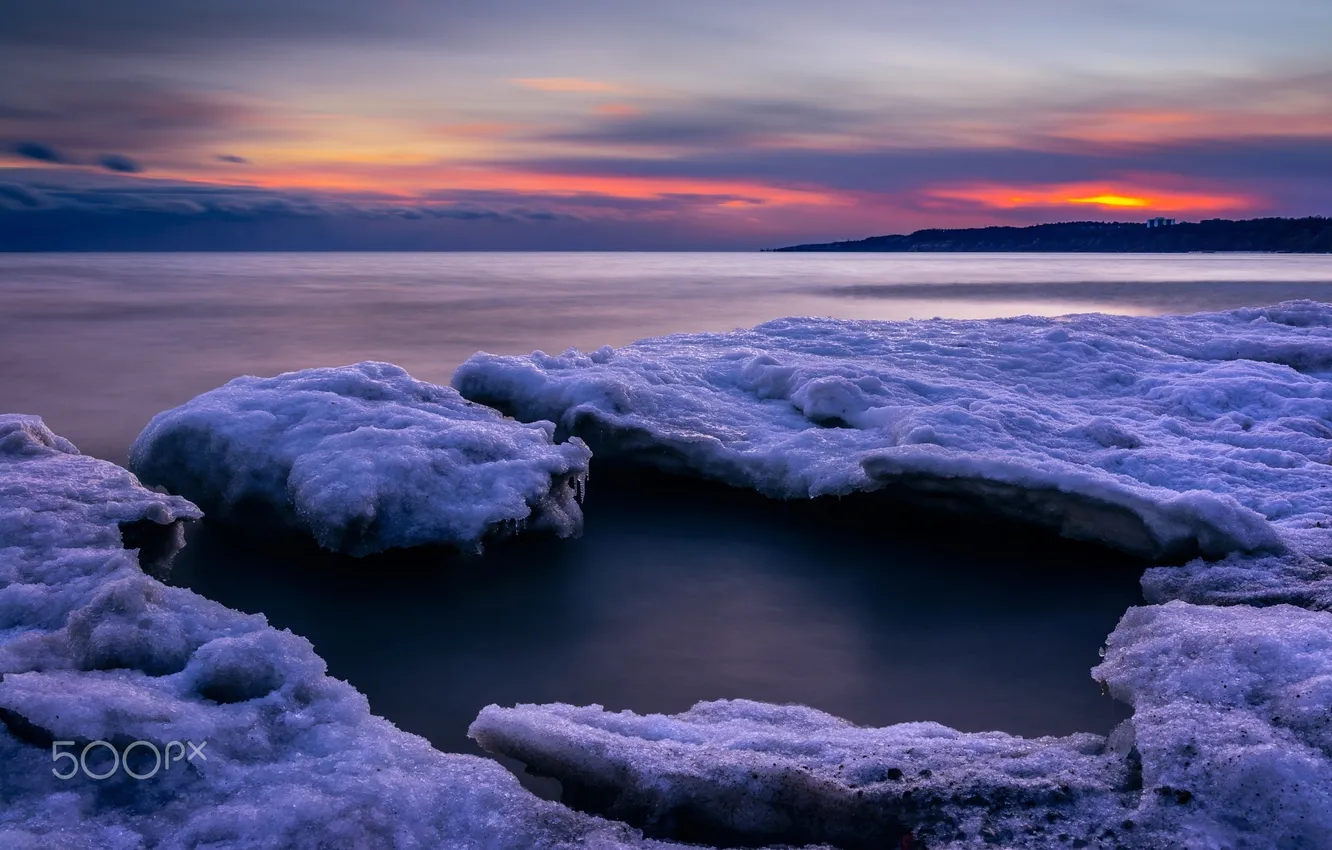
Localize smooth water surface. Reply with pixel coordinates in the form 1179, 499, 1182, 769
169, 468, 1143, 755
3, 251, 1330, 461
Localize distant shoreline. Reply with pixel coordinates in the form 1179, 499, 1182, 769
770, 216, 1332, 253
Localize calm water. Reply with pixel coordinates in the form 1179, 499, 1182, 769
169, 468, 1142, 754
4, 251, 1331, 462
5, 252, 1330, 750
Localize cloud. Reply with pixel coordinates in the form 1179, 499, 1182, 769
12, 141, 66, 163
511, 77, 625, 94
0, 183, 50, 209
0, 80, 263, 167
0, 0, 646, 54
99, 153, 142, 173
217, 154, 249, 164
0, 168, 813, 249
502, 133, 1332, 202
532, 97, 868, 150
595, 104, 642, 117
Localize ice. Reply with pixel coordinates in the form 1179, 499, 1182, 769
130, 362, 592, 556
470, 700, 1138, 849
0, 414, 201, 644
472, 599, 1332, 849
0, 415, 676, 849
1141, 552, 1332, 611
454, 302, 1332, 561
452, 304, 1332, 846
1093, 600, 1332, 848
15, 299, 1332, 847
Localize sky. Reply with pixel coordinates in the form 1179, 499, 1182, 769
1, 0, 1330, 250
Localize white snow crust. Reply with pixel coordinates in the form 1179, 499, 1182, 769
1093, 600, 1332, 849
455, 303, 1332, 847
0, 414, 675, 849
130, 362, 591, 556
454, 301, 1332, 561
470, 700, 1138, 849
15, 300, 1332, 849
471, 598, 1332, 849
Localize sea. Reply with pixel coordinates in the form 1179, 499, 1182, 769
5, 251, 1331, 760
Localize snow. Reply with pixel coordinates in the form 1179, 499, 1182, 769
453, 303, 1332, 847
13, 301, 1332, 848
454, 301, 1332, 561
1093, 600, 1332, 848
470, 700, 1138, 849
471, 599, 1332, 849
0, 415, 677, 849
130, 362, 591, 556
1142, 552, 1332, 611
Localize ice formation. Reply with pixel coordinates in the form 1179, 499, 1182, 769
471, 700, 1138, 849
455, 302, 1332, 847
1093, 600, 1332, 848
454, 301, 1332, 561
12, 301, 1332, 848
471, 598, 1332, 849
130, 362, 591, 556
0, 414, 676, 849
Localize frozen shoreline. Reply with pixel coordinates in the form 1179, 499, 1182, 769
6, 302, 1332, 847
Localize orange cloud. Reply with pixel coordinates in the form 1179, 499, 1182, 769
595, 103, 642, 117
427, 121, 524, 139
193, 160, 839, 209
930, 181, 1254, 213
511, 77, 624, 94
1048, 106, 1332, 147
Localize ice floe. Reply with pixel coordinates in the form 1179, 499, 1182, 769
471, 699, 1138, 849
1093, 600, 1332, 849
454, 302, 1332, 562
0, 415, 674, 849
471, 597, 1332, 849
130, 362, 591, 556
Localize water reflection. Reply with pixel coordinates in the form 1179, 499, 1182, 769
169, 466, 1142, 758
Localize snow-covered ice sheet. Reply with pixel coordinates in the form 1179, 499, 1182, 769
130, 362, 591, 556
472, 598, 1332, 849
454, 302, 1332, 562
0, 413, 201, 604
470, 700, 1138, 849
1093, 600, 1332, 849
454, 303, 1332, 847
0, 414, 676, 849
1142, 552, 1332, 611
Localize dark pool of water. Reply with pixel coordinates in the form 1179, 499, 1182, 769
168, 465, 1143, 760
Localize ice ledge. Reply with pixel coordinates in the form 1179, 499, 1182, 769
470, 700, 1135, 849
129, 362, 591, 557
455, 303, 1332, 563
471, 599, 1332, 849
860, 446, 1282, 561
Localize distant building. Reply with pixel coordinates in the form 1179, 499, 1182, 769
1146, 217, 1177, 228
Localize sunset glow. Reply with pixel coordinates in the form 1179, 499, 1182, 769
1066, 195, 1151, 208
930, 182, 1255, 214
1, 0, 1326, 248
